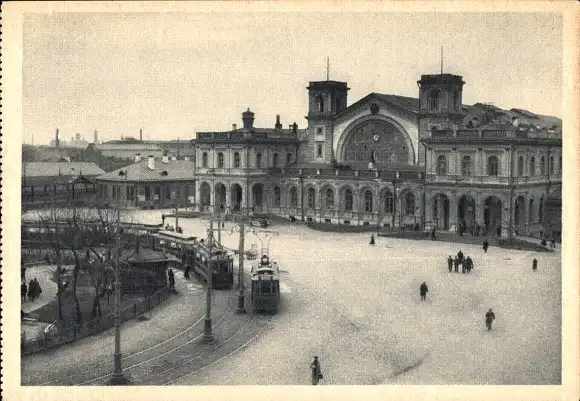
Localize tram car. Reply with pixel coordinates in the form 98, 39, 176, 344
150, 230, 234, 289
250, 218, 270, 228
250, 254, 280, 312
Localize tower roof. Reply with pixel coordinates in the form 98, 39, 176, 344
307, 80, 350, 91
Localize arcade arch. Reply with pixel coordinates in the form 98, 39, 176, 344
432, 193, 450, 230
484, 196, 503, 236
230, 184, 243, 211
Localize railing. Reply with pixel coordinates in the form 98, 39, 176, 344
197, 131, 298, 141
21, 287, 171, 356
267, 167, 424, 181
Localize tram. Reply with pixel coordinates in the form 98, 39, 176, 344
250, 254, 280, 312
150, 230, 234, 289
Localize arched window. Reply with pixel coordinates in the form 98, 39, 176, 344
436, 155, 447, 176
405, 192, 415, 215
428, 90, 440, 112
273, 153, 279, 168
384, 191, 394, 214
364, 190, 373, 213
529, 198, 535, 223
315, 94, 324, 112
274, 186, 281, 207
539, 197, 544, 222
202, 152, 208, 167
325, 188, 334, 210
487, 155, 499, 176
307, 187, 316, 209
233, 152, 240, 168
344, 189, 353, 211
540, 156, 546, 175
286, 153, 292, 166
517, 156, 525, 176
529, 157, 536, 176
289, 187, 298, 208
549, 156, 555, 175
256, 152, 262, 168
461, 156, 472, 176
217, 152, 224, 168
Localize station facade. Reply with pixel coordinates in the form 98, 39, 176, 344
194, 72, 563, 237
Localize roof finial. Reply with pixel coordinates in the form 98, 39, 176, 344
440, 46, 443, 74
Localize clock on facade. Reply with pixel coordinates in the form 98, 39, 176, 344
372, 133, 380, 142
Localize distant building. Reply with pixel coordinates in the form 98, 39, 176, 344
49, 133, 89, 149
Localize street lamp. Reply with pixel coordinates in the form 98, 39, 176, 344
109, 170, 128, 385
203, 219, 215, 342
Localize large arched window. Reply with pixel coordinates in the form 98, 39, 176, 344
324, 188, 334, 210
428, 90, 441, 112
233, 152, 241, 168
363, 190, 373, 213
286, 152, 292, 166
307, 187, 316, 209
405, 192, 415, 215
529, 157, 536, 176
289, 187, 298, 208
539, 197, 544, 222
461, 156, 472, 176
274, 186, 281, 207
436, 155, 447, 176
217, 152, 224, 168
384, 190, 394, 214
539, 156, 546, 175
517, 156, 525, 176
344, 189, 353, 211
549, 156, 555, 175
202, 152, 208, 167
273, 153, 279, 168
256, 152, 262, 168
487, 155, 499, 176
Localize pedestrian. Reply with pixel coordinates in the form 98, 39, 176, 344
454, 256, 459, 273
466, 257, 473, 273
483, 239, 489, 253
532, 258, 538, 272
420, 282, 428, 301
21, 282, 28, 302
34, 278, 42, 299
447, 255, 453, 272
310, 356, 323, 385
28, 279, 35, 301
184, 265, 191, 280
457, 250, 464, 262
551, 237, 556, 249
370, 234, 375, 246
485, 308, 496, 331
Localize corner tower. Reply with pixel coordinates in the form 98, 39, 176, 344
303, 80, 349, 164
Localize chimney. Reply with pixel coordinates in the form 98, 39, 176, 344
140, 128, 143, 141
232, 124, 237, 130
135, 153, 142, 163
55, 128, 60, 148
292, 122, 298, 133
162, 152, 169, 163
242, 108, 255, 130
275, 115, 282, 130
148, 155, 155, 170
93, 129, 98, 144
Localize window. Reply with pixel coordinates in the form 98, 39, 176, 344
315, 95, 324, 112
364, 190, 373, 213
166, 185, 171, 200
528, 199, 535, 223
316, 144, 323, 158
233, 152, 240, 168
286, 153, 292, 166
202, 152, 208, 167
487, 155, 499, 176
289, 187, 298, 208
405, 193, 415, 215
335, 97, 341, 112
428, 90, 440, 112
256, 152, 262, 168
384, 191, 394, 214
274, 186, 281, 207
307, 187, 316, 209
325, 188, 334, 210
517, 156, 524, 176
539, 156, 545, 175
539, 197, 544, 222
436, 155, 447, 176
273, 153, 279, 168
316, 127, 323, 136
453, 91, 460, 109
529, 157, 536, 176
217, 152, 224, 168
344, 189, 353, 211
549, 156, 555, 175
461, 156, 472, 176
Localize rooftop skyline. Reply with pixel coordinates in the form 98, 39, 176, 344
23, 12, 562, 145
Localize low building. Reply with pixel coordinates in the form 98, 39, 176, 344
95, 154, 196, 209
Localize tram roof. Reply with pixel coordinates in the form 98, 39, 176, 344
152, 230, 198, 243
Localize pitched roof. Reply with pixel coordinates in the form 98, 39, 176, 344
373, 93, 421, 114
96, 158, 195, 182
92, 143, 165, 159
23, 162, 105, 178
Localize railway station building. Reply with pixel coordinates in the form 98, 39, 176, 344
195, 72, 563, 237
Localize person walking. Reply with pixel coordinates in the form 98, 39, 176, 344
28, 279, 35, 301
21, 282, 28, 302
447, 255, 453, 272
454, 256, 459, 273
310, 356, 323, 385
420, 282, 428, 301
550, 236, 556, 249
466, 256, 473, 273
168, 268, 175, 290
369, 234, 375, 246
457, 250, 464, 262
483, 239, 489, 253
532, 258, 538, 272
485, 308, 496, 331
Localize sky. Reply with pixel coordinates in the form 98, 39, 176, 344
22, 12, 563, 145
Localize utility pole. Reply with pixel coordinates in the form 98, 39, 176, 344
236, 220, 246, 314
507, 144, 515, 244
203, 220, 214, 342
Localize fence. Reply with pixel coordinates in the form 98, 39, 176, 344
21, 287, 171, 356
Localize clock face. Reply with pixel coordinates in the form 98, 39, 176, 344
372, 133, 380, 142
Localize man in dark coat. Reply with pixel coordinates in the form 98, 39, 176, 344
370, 234, 375, 246
454, 256, 460, 273
28, 279, 35, 300
532, 258, 538, 271
420, 282, 428, 301
483, 239, 489, 253
485, 308, 496, 331
457, 250, 464, 261
168, 268, 175, 289
184, 265, 191, 280
447, 256, 453, 272
310, 356, 322, 385
466, 257, 473, 273
21, 282, 28, 302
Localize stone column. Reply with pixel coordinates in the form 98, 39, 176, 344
424, 191, 433, 230
449, 193, 458, 232
195, 183, 201, 212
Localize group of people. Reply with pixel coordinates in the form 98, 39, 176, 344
447, 250, 475, 274
21, 278, 42, 302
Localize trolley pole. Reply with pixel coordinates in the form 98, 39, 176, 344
203, 220, 214, 342
217, 207, 222, 246
236, 220, 246, 314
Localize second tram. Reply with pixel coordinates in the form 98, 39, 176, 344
250, 254, 280, 312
